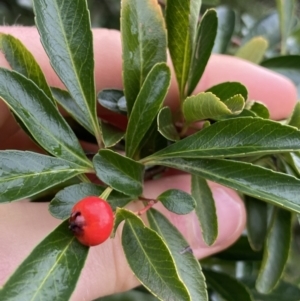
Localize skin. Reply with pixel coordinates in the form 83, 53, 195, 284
0, 27, 297, 300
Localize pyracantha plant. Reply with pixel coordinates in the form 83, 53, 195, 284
1, 0, 300, 300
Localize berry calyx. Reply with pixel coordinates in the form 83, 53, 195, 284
69, 196, 114, 246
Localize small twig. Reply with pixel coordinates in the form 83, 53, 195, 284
136, 198, 158, 215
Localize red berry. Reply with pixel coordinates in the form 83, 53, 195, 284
69, 196, 114, 246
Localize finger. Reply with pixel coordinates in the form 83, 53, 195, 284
0, 175, 245, 300
0, 27, 296, 124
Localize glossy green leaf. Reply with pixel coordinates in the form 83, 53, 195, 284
125, 63, 171, 158
247, 101, 270, 119
235, 37, 268, 64
98, 290, 159, 301
204, 269, 254, 301
50, 183, 133, 219
148, 209, 208, 301
157, 107, 179, 141
93, 150, 144, 196
245, 196, 268, 251
144, 118, 300, 161
0, 220, 89, 300
192, 176, 217, 246
256, 208, 292, 293
284, 152, 300, 177
0, 33, 54, 103
261, 55, 300, 97
288, 102, 300, 129
97, 89, 125, 113
33, 0, 101, 142
212, 6, 235, 54
276, 0, 296, 54
214, 236, 263, 261
0, 151, 85, 203
0, 69, 91, 168
166, 0, 202, 98
51, 87, 93, 134
243, 12, 280, 48
206, 82, 248, 100
243, 278, 300, 301
146, 157, 300, 213
157, 189, 196, 215
183, 92, 244, 123
101, 121, 125, 148
118, 208, 190, 300
117, 96, 127, 112
121, 0, 167, 114
139, 120, 169, 159
187, 9, 218, 95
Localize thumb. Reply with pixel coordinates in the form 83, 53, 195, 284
73, 174, 245, 299
0, 175, 245, 300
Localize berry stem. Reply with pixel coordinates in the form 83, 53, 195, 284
137, 197, 158, 215
100, 186, 113, 200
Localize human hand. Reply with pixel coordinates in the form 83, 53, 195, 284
0, 27, 297, 300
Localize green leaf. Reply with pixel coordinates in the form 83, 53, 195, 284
118, 208, 190, 301
145, 118, 300, 161
187, 9, 218, 95
235, 37, 268, 64
166, 0, 202, 98
146, 157, 300, 213
276, 0, 296, 54
98, 290, 159, 301
0, 33, 54, 104
0, 220, 89, 300
212, 6, 235, 54
223, 94, 245, 114
33, 0, 101, 142
97, 89, 125, 113
206, 82, 248, 100
157, 107, 180, 141
0, 69, 91, 168
256, 208, 292, 293
101, 121, 125, 148
125, 63, 171, 158
192, 176, 217, 246
243, 278, 300, 301
261, 55, 300, 97
139, 121, 169, 159
288, 102, 300, 129
245, 196, 268, 251
50, 183, 133, 219
121, 0, 167, 114
148, 209, 208, 301
203, 269, 254, 301
0, 151, 85, 203
157, 189, 196, 215
284, 152, 300, 177
214, 236, 263, 261
51, 87, 94, 134
93, 150, 144, 197
183, 92, 244, 123
247, 101, 270, 119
